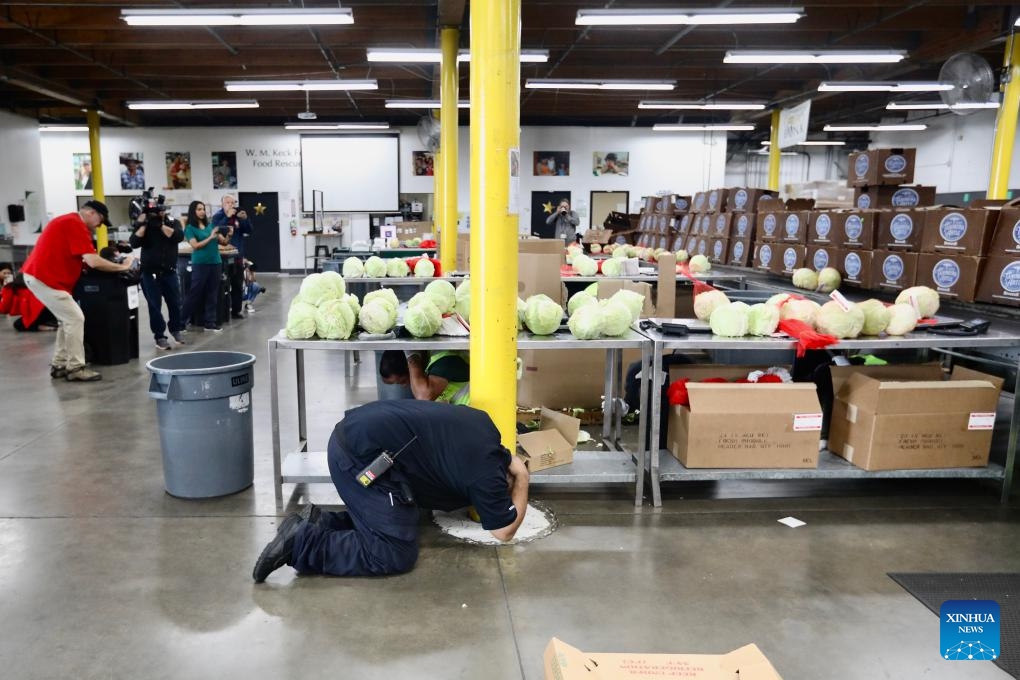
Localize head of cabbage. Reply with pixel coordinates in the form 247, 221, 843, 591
364, 256, 387, 278
342, 256, 365, 278
709, 301, 750, 337
568, 303, 603, 339
523, 294, 564, 335
747, 303, 780, 336
413, 258, 435, 278
404, 297, 442, 337
358, 300, 396, 334
315, 298, 356, 340
599, 299, 633, 336
817, 267, 841, 293
612, 247, 630, 260
609, 288, 645, 323
386, 258, 410, 278
424, 279, 456, 314
601, 258, 624, 277
693, 289, 729, 321
299, 272, 343, 306
363, 287, 399, 312
572, 253, 598, 276
895, 285, 940, 319
885, 303, 919, 336
779, 298, 821, 325
688, 254, 711, 273
675, 249, 689, 263
567, 290, 598, 316
815, 301, 864, 339
791, 268, 818, 291
285, 299, 318, 339
857, 299, 891, 336
584, 282, 598, 297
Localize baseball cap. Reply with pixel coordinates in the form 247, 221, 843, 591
82, 200, 112, 227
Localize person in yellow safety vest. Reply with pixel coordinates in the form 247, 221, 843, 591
379, 349, 470, 405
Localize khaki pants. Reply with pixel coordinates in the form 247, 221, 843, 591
23, 274, 86, 370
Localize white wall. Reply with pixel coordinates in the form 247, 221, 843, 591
38, 124, 727, 270
0, 111, 46, 245
724, 147, 844, 189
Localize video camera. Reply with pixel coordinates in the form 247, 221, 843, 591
129, 187, 168, 223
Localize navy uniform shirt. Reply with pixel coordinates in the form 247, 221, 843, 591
333, 400, 517, 530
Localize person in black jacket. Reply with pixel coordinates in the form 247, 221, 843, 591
129, 208, 185, 350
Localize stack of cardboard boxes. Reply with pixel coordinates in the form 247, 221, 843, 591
636, 194, 689, 251
682, 187, 778, 267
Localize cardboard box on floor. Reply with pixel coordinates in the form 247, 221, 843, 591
517, 408, 580, 472
829, 365, 1003, 471
544, 638, 784, 680
665, 365, 822, 469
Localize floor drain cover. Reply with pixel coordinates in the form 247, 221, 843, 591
432, 500, 557, 545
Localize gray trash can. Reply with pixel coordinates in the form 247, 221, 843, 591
146, 351, 256, 498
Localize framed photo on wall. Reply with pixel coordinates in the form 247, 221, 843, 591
412, 150, 434, 176
533, 151, 570, 176
119, 152, 146, 190
72, 153, 92, 191
212, 151, 237, 189
165, 151, 192, 190
593, 151, 629, 176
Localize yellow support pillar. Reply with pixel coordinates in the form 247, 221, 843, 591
439, 27, 460, 273
767, 109, 781, 192
469, 0, 520, 448
988, 34, 1020, 200
86, 109, 108, 249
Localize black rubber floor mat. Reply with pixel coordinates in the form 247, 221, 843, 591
889, 572, 1020, 678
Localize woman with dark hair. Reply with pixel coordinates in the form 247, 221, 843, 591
180, 201, 229, 332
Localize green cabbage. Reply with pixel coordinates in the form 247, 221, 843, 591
364, 256, 387, 278
766, 293, 792, 307
601, 258, 623, 277
358, 300, 396, 334
584, 282, 598, 297
523, 294, 564, 335
424, 279, 456, 314
675, 249, 689, 263
413, 258, 435, 278
517, 297, 525, 331
590, 243, 603, 254
599, 300, 633, 336
386, 258, 410, 278
404, 297, 443, 337
298, 273, 340, 306
792, 268, 818, 290
609, 289, 645, 322
693, 289, 729, 320
363, 287, 399, 312
568, 304, 603, 339
612, 247, 629, 259
895, 285, 940, 318
320, 270, 346, 298
455, 279, 470, 301
342, 293, 360, 318
285, 299, 318, 339
817, 267, 841, 293
567, 290, 598, 315
747, 303, 780, 336
342, 257, 364, 278
565, 244, 583, 264
572, 253, 598, 276
779, 298, 820, 325
388, 237, 400, 249
858, 299, 891, 336
689, 254, 711, 273
315, 298, 355, 339
815, 301, 864, 339
709, 301, 750, 337
886, 303, 919, 336
454, 293, 470, 322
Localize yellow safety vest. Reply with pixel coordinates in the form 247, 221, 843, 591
427, 350, 470, 405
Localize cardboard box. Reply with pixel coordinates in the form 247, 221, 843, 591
709, 237, 730, 264
544, 638, 784, 680
829, 366, 1003, 471
777, 211, 811, 243
518, 253, 564, 303
834, 210, 878, 250
752, 242, 776, 272
697, 213, 714, 236
756, 211, 781, 242
691, 191, 707, 213
517, 349, 604, 409
921, 208, 998, 256
758, 194, 783, 211
726, 187, 777, 213
848, 148, 916, 187
839, 249, 875, 288
517, 408, 580, 472
870, 250, 918, 293
728, 238, 752, 267
829, 362, 942, 398
692, 237, 709, 259
394, 220, 433, 240
582, 228, 612, 245
806, 245, 837, 272
710, 212, 733, 239
731, 212, 756, 240
809, 211, 836, 245
706, 188, 729, 213
855, 185, 936, 210
990, 204, 1020, 255
976, 255, 1020, 307
456, 232, 470, 271
772, 244, 807, 276
600, 253, 675, 317
519, 238, 565, 255
876, 208, 926, 251
916, 254, 985, 303
665, 365, 821, 469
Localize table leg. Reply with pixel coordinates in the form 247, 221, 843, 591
296, 348, 307, 450
602, 348, 614, 443
650, 344, 663, 507
269, 339, 283, 506
635, 340, 650, 507
1002, 362, 1020, 504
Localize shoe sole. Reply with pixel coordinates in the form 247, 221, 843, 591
253, 514, 304, 583
155, 343, 172, 351
66, 374, 102, 382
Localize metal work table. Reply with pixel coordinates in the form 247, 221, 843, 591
566, 270, 746, 285
640, 325, 1020, 507
268, 329, 650, 507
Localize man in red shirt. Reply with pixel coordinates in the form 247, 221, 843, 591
22, 200, 136, 382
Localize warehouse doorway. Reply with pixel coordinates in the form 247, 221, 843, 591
589, 190, 629, 230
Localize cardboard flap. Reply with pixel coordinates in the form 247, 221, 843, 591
518, 429, 572, 463
687, 383, 820, 413
831, 363, 943, 398
538, 406, 581, 446
719, 644, 784, 680
870, 379, 1000, 414
544, 638, 598, 678
951, 365, 1005, 391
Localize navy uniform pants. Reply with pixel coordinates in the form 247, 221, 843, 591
290, 440, 420, 576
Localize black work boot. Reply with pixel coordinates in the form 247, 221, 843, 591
253, 513, 305, 583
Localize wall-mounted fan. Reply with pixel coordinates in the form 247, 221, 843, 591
939, 52, 996, 115
417, 114, 441, 152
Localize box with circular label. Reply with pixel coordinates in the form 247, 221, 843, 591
976, 255, 1020, 307
727, 238, 753, 267
854, 185, 935, 210
752, 242, 775, 272
916, 254, 986, 303
921, 208, 997, 256
806, 245, 838, 273
777, 210, 811, 244
835, 210, 879, 250
730, 212, 756, 240
847, 148, 916, 187
755, 210, 782, 242
839, 249, 876, 288
809, 211, 836, 245
870, 250, 918, 292
771, 244, 807, 276
708, 237, 730, 264
725, 187, 777, 213
876, 208, 928, 251
989, 204, 1020, 255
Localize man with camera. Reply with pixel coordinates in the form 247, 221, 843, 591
129, 190, 184, 350
545, 198, 580, 244
21, 200, 136, 382
211, 195, 252, 319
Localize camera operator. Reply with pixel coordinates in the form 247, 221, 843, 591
211, 194, 252, 319
545, 198, 580, 244
129, 190, 184, 351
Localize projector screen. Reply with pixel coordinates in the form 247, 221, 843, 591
300, 135, 400, 212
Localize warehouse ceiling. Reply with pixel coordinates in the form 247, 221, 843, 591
1, 0, 1018, 146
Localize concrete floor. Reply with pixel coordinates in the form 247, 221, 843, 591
0, 273, 1017, 679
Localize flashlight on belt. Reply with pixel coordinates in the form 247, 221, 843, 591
356, 435, 418, 487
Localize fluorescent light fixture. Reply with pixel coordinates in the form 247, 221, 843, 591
127, 100, 259, 110
284, 122, 390, 131
121, 8, 353, 26
886, 101, 999, 110
225, 80, 377, 92
526, 79, 675, 91
762, 140, 846, 146
653, 124, 755, 131
39, 125, 88, 132
819, 81, 953, 92
725, 50, 906, 64
823, 123, 927, 132
639, 100, 766, 110
755, 150, 799, 156
367, 48, 548, 63
384, 100, 470, 109
577, 8, 803, 25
